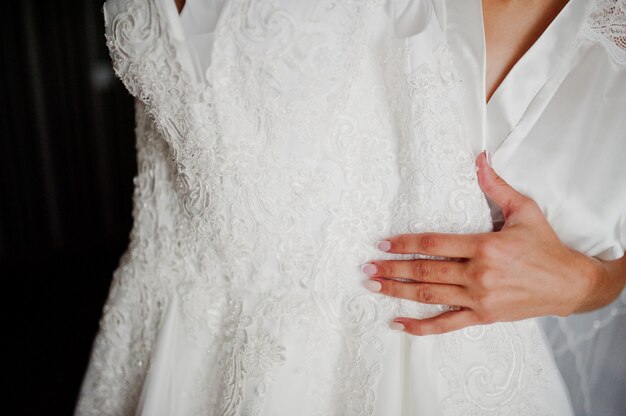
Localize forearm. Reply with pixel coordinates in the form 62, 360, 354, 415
574, 253, 626, 314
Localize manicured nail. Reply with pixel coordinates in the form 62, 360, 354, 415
363, 279, 382, 292
389, 321, 405, 331
377, 240, 391, 251
361, 263, 377, 275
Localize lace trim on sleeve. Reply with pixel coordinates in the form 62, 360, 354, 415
582, 0, 626, 65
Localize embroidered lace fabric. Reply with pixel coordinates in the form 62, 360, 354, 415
75, 1, 579, 415
582, 0, 626, 64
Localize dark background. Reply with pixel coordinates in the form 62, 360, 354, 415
3, 1, 136, 414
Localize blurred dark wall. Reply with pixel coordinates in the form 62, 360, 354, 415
2, 1, 136, 414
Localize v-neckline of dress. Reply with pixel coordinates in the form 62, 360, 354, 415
445, 0, 590, 160
155, 0, 199, 83
156, 0, 230, 86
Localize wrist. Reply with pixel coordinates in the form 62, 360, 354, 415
558, 250, 603, 317
569, 252, 605, 315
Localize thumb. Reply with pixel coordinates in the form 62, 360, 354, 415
476, 151, 528, 219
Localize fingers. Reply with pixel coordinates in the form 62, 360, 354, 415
364, 259, 467, 285
392, 309, 477, 335
476, 150, 530, 219
365, 278, 470, 306
378, 232, 486, 258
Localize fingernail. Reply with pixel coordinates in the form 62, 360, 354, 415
363, 279, 382, 292
377, 240, 391, 251
485, 150, 492, 167
361, 263, 377, 275
389, 321, 405, 331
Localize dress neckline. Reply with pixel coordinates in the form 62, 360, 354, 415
156, 0, 228, 86
155, 0, 199, 84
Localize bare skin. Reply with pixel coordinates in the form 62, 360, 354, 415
175, 0, 186, 14
483, 0, 569, 102
364, 0, 626, 335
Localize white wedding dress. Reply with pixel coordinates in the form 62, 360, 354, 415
75, 1, 575, 414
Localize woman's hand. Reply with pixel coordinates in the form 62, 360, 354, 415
362, 151, 626, 336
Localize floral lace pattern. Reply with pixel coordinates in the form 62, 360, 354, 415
583, 0, 626, 64
76, 1, 573, 415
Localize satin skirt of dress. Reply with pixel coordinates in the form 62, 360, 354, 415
135, 293, 575, 416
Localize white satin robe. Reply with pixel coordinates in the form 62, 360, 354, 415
434, 1, 626, 415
